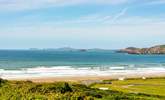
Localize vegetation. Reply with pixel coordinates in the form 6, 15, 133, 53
159, 45, 165, 48
117, 44, 165, 54
92, 78, 165, 100
0, 78, 165, 100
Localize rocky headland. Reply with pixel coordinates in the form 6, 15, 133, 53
117, 45, 165, 54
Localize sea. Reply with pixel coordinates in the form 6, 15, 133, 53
0, 50, 165, 79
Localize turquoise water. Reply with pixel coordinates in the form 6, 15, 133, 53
0, 50, 165, 78
0, 50, 165, 70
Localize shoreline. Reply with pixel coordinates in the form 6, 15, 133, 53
1, 65, 165, 82
4, 72, 165, 83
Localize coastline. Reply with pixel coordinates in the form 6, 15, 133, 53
1, 65, 165, 82
5, 71, 165, 82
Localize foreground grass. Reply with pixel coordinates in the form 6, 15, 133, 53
92, 78, 165, 99
0, 78, 165, 100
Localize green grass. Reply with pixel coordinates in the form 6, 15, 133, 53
91, 78, 165, 98
159, 45, 165, 48
1, 78, 165, 100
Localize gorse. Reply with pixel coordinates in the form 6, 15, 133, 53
0, 78, 164, 100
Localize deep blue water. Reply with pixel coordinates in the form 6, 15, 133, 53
0, 50, 165, 70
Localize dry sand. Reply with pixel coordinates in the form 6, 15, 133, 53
6, 72, 165, 83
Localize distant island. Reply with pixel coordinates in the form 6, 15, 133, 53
117, 45, 165, 54
29, 47, 110, 52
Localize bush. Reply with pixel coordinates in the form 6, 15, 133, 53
0, 78, 7, 87
0, 80, 163, 100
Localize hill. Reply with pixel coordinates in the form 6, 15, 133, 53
117, 45, 165, 54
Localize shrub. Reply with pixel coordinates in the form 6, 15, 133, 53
0, 78, 7, 87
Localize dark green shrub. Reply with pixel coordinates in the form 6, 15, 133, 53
0, 78, 7, 87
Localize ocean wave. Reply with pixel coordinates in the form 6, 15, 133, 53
1, 65, 165, 79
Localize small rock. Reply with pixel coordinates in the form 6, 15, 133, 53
99, 87, 109, 90
118, 77, 125, 81
142, 77, 146, 80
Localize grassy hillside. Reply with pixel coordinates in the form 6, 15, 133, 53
0, 78, 165, 100
92, 78, 165, 100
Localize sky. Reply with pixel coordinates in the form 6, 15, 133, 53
0, 0, 165, 49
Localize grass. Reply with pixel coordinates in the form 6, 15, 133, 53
1, 78, 165, 100
91, 77, 165, 98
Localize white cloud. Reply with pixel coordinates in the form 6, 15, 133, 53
145, 0, 165, 5
2, 18, 165, 36
100, 7, 128, 24
112, 8, 127, 21
1, 14, 165, 49
67, 14, 113, 24
0, 0, 129, 11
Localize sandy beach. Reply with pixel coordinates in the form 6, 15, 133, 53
5, 71, 165, 83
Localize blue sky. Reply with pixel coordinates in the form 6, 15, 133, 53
0, 0, 165, 49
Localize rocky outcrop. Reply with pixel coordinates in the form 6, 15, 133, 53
117, 45, 165, 54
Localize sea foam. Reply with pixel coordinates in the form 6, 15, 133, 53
1, 65, 165, 79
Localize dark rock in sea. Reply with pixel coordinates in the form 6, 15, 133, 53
117, 45, 165, 55
79, 49, 87, 52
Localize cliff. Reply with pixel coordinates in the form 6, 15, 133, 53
117, 45, 165, 54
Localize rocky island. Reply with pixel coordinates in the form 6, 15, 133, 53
117, 45, 165, 54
